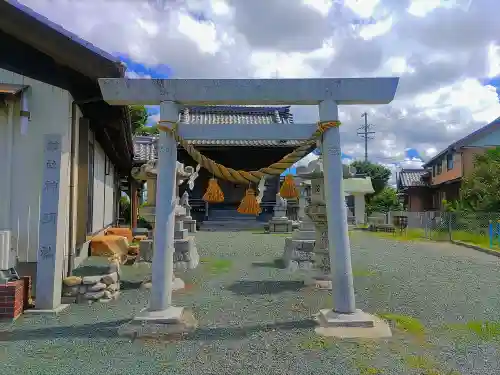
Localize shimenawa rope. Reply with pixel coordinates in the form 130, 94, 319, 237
157, 120, 341, 185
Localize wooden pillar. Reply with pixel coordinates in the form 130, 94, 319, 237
130, 180, 138, 229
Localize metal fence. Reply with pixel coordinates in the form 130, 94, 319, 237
367, 210, 500, 245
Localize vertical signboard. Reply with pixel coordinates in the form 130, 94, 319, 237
35, 134, 63, 310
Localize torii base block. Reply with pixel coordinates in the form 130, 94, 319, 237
117, 306, 198, 339
314, 309, 392, 339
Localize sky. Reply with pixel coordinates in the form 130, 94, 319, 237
19, 0, 500, 183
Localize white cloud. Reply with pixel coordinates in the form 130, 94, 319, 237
125, 71, 152, 79
17, 0, 500, 180
302, 0, 333, 16
177, 11, 222, 54
488, 43, 500, 78
211, 0, 231, 15
293, 152, 319, 168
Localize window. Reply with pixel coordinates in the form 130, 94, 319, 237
446, 153, 454, 170
436, 161, 442, 175
432, 165, 436, 177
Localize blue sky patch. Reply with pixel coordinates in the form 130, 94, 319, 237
482, 76, 500, 97
405, 148, 422, 160
118, 54, 172, 79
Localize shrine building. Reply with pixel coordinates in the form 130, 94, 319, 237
133, 105, 310, 222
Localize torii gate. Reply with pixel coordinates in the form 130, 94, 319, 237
99, 77, 399, 338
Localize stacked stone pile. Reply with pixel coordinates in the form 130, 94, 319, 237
62, 272, 120, 304
61, 259, 121, 304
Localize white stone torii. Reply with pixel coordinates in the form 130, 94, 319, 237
99, 78, 399, 337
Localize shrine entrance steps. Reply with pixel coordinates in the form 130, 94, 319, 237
201, 209, 266, 231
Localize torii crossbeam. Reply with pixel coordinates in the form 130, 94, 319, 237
98, 77, 399, 338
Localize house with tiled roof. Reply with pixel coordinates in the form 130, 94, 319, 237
132, 105, 308, 220
396, 169, 431, 211
398, 116, 500, 211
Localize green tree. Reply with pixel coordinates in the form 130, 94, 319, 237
137, 124, 159, 136
129, 105, 149, 134
119, 196, 130, 224
350, 160, 391, 197
459, 147, 500, 212
366, 186, 402, 214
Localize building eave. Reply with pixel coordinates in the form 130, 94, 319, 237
0, 0, 123, 79
0, 0, 133, 175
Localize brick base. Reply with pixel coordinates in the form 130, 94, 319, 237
0, 280, 25, 320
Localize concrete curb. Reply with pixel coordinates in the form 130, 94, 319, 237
451, 240, 500, 258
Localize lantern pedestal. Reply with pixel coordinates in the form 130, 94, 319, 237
306, 203, 332, 290
173, 205, 199, 271
283, 180, 317, 270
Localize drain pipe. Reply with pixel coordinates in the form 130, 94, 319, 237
3, 100, 14, 232
66, 101, 77, 277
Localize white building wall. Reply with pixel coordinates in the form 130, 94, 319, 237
0, 68, 75, 265
91, 133, 117, 233
0, 68, 119, 269
104, 162, 116, 226
92, 140, 105, 232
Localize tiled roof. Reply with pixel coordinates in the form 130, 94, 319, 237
179, 105, 293, 124
134, 136, 158, 162
134, 106, 298, 162
398, 169, 429, 188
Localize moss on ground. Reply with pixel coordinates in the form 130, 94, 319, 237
443, 320, 500, 341
298, 336, 334, 350
378, 313, 426, 336
352, 268, 378, 277
200, 257, 233, 274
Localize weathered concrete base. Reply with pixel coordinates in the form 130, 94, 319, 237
174, 236, 199, 270
287, 260, 314, 271
132, 228, 150, 237
311, 275, 332, 290
24, 303, 70, 315
141, 276, 185, 291
118, 306, 198, 339
139, 240, 154, 262
183, 218, 197, 233
268, 218, 293, 233
283, 238, 315, 269
139, 237, 200, 270
314, 309, 392, 339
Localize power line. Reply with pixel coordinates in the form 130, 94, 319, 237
357, 112, 376, 162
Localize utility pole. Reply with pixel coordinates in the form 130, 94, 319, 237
357, 112, 375, 162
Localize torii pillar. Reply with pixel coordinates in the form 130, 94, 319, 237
98, 77, 399, 339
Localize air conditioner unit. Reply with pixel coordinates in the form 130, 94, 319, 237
0, 230, 15, 270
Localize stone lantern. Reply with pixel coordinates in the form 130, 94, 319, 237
132, 160, 200, 271
282, 178, 316, 270
296, 156, 355, 289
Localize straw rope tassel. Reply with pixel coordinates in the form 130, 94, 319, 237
237, 188, 261, 215
203, 178, 224, 203
279, 174, 298, 199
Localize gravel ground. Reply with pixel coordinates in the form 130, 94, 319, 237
2, 231, 500, 375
